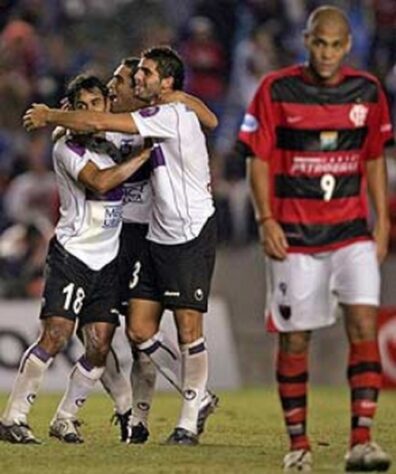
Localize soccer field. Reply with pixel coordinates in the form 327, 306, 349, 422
0, 387, 395, 474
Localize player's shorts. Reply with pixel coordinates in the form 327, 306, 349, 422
149, 214, 217, 313
266, 241, 380, 332
40, 239, 119, 326
118, 223, 161, 311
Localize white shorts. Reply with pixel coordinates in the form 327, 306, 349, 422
266, 241, 380, 332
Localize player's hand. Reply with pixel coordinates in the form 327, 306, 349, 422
158, 90, 183, 104
259, 218, 288, 260
23, 104, 51, 131
373, 219, 390, 264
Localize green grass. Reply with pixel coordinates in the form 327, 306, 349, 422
0, 387, 395, 473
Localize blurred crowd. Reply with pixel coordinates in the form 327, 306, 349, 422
0, 0, 395, 298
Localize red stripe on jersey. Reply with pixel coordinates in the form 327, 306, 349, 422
275, 196, 367, 224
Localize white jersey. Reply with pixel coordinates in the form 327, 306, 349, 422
132, 103, 215, 244
106, 132, 152, 224
53, 136, 123, 270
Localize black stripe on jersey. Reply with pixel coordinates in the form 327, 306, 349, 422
281, 218, 370, 247
281, 395, 306, 410
276, 127, 367, 151
276, 372, 308, 384
271, 75, 379, 104
347, 362, 382, 378
275, 174, 361, 199
351, 387, 379, 402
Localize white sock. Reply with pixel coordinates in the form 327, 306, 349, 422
2, 344, 53, 425
131, 351, 156, 426
54, 356, 105, 420
100, 347, 132, 415
137, 331, 181, 391
177, 337, 208, 434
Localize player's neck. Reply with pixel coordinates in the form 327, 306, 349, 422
303, 63, 344, 87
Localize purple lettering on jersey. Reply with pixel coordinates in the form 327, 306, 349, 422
150, 146, 165, 169
86, 185, 123, 202
139, 106, 160, 118
66, 139, 86, 157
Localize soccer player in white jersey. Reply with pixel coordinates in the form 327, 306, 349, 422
101, 56, 219, 443
24, 46, 218, 445
0, 75, 150, 444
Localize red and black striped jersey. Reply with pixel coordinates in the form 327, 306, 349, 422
239, 64, 394, 253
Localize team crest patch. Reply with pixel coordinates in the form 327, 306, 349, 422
240, 113, 259, 133
349, 104, 368, 127
139, 106, 160, 118
320, 131, 338, 151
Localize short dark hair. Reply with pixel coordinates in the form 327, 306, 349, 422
65, 74, 108, 107
141, 46, 184, 90
121, 57, 140, 88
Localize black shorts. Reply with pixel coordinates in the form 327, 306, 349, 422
40, 239, 119, 326
118, 223, 161, 309
149, 214, 217, 313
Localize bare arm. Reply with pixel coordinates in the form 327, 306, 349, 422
366, 156, 390, 263
247, 157, 288, 260
23, 104, 139, 134
78, 148, 151, 195
160, 91, 218, 130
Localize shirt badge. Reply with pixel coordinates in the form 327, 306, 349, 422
349, 104, 368, 127
320, 131, 338, 151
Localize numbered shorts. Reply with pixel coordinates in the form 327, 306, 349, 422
149, 214, 217, 313
266, 241, 380, 332
40, 239, 119, 326
118, 223, 161, 311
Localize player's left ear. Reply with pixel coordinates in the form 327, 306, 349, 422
345, 34, 352, 55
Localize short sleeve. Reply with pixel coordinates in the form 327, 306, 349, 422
238, 76, 276, 161
365, 84, 394, 160
53, 138, 90, 180
131, 104, 178, 139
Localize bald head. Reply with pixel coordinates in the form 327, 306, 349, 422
306, 6, 350, 36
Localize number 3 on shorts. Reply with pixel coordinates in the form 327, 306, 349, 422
129, 261, 142, 289
320, 173, 336, 201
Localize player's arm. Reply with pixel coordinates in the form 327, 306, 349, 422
23, 104, 139, 134
366, 156, 390, 263
247, 156, 288, 260
159, 91, 218, 130
78, 148, 151, 195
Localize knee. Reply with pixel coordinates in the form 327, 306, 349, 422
39, 324, 71, 356
176, 309, 203, 345
126, 323, 156, 346
279, 331, 310, 355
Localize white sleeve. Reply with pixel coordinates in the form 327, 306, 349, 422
53, 139, 90, 180
131, 104, 178, 139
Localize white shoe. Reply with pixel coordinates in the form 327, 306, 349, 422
283, 449, 312, 471
49, 418, 83, 443
345, 441, 391, 472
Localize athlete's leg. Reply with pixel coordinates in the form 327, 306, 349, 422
2, 316, 75, 425
165, 308, 207, 445
0, 316, 75, 444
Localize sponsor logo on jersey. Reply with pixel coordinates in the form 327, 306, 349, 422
123, 182, 147, 204
103, 204, 123, 228
139, 106, 160, 118
320, 131, 338, 151
290, 154, 359, 175
240, 113, 259, 133
349, 104, 368, 127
